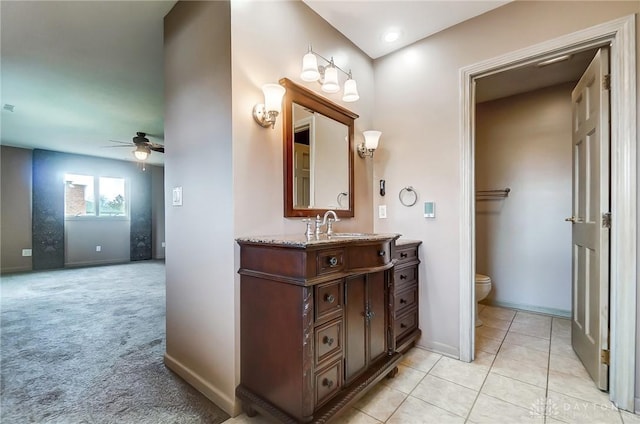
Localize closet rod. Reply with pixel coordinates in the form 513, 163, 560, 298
476, 187, 510, 200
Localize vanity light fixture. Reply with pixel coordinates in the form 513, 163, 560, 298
358, 130, 382, 158
133, 145, 150, 161
300, 45, 359, 102
253, 83, 286, 129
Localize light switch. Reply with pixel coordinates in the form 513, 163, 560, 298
378, 205, 387, 219
172, 187, 183, 206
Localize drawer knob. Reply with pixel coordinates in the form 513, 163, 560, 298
400, 298, 407, 304
324, 294, 336, 303
323, 336, 335, 346
378, 250, 385, 257
400, 252, 408, 258
328, 256, 338, 267
322, 378, 334, 389
400, 274, 407, 280
400, 323, 407, 329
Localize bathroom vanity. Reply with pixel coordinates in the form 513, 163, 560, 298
236, 233, 414, 423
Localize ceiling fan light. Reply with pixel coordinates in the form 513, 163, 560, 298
133, 145, 150, 161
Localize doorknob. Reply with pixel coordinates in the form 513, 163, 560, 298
565, 216, 582, 223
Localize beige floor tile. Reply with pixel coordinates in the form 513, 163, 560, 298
468, 393, 544, 423
400, 347, 442, 373
513, 311, 552, 326
411, 374, 478, 417
479, 315, 512, 330
383, 364, 426, 394
480, 305, 516, 321
503, 331, 550, 353
497, 343, 549, 369
481, 373, 546, 412
476, 325, 507, 342
552, 317, 571, 336
551, 336, 576, 357
332, 408, 382, 424
547, 391, 621, 424
509, 320, 551, 340
429, 356, 491, 391
225, 413, 271, 424
353, 383, 407, 422
548, 369, 612, 406
621, 410, 640, 423
387, 395, 465, 424
549, 351, 590, 379
476, 334, 502, 355
473, 350, 497, 369
490, 355, 548, 388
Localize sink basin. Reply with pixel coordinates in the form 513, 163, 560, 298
329, 232, 374, 238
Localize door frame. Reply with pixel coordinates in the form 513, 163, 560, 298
459, 15, 636, 410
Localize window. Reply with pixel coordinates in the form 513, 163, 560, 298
64, 174, 128, 218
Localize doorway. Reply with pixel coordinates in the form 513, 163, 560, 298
459, 15, 636, 411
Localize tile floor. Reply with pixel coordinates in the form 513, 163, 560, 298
226, 306, 640, 423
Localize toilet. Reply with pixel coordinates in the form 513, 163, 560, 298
475, 273, 492, 327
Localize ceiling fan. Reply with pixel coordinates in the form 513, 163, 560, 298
107, 132, 164, 161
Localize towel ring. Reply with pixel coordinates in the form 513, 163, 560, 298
399, 186, 418, 207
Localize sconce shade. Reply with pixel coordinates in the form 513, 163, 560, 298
322, 66, 340, 93
363, 130, 381, 150
301, 52, 320, 82
133, 145, 150, 161
342, 78, 359, 102
262, 84, 286, 113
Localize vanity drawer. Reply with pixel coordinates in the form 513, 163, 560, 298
315, 360, 342, 408
315, 280, 343, 323
317, 249, 345, 276
347, 242, 391, 269
395, 286, 418, 315
395, 309, 418, 341
394, 245, 419, 264
315, 319, 343, 366
395, 265, 417, 289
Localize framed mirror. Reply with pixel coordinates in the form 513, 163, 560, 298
281, 78, 358, 218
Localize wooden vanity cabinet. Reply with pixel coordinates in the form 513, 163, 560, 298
392, 240, 422, 353
236, 236, 403, 423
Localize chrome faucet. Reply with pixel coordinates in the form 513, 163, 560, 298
316, 210, 340, 236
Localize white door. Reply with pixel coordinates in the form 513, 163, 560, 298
569, 47, 610, 391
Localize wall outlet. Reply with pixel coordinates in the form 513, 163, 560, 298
378, 205, 387, 219
96, 245, 102, 252
161, 241, 166, 248
22, 249, 32, 257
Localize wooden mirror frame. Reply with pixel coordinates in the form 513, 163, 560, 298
281, 77, 358, 218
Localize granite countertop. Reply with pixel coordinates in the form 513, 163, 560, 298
396, 238, 422, 246
236, 233, 402, 247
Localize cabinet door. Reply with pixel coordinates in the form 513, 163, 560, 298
344, 271, 389, 383
345, 275, 366, 382
367, 271, 387, 363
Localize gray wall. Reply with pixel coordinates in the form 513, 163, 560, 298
475, 83, 573, 316
1, 146, 33, 273
0, 145, 165, 272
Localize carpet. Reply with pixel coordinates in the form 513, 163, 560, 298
1, 260, 230, 424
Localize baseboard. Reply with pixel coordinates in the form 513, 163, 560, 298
64, 258, 130, 268
635, 397, 640, 414
484, 300, 571, 318
0, 265, 32, 274
163, 352, 240, 417
417, 339, 459, 360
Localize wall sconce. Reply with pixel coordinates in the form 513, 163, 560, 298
358, 130, 381, 158
300, 45, 359, 102
253, 83, 286, 129
133, 145, 150, 161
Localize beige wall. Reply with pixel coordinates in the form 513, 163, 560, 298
476, 83, 573, 315
163, 0, 236, 414
373, 1, 639, 356
1, 146, 32, 273
151, 165, 165, 259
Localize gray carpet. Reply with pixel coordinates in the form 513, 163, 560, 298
1, 260, 230, 424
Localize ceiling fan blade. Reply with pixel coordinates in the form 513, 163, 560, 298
149, 146, 164, 153
102, 144, 134, 148
108, 139, 133, 145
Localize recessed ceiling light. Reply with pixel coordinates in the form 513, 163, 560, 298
537, 54, 572, 67
383, 29, 401, 43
